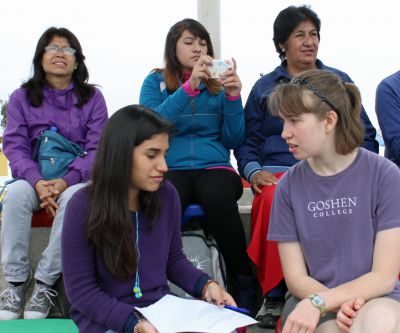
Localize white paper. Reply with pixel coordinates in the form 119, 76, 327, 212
135, 294, 257, 333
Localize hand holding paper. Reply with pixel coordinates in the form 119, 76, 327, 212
135, 295, 257, 333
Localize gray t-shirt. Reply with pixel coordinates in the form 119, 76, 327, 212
268, 148, 400, 300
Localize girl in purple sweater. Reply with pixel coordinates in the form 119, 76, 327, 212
62, 105, 235, 333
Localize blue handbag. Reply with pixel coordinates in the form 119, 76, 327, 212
34, 127, 86, 180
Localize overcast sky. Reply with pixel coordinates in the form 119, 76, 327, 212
1, 0, 400, 131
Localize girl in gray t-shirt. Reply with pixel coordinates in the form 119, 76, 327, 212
267, 69, 400, 333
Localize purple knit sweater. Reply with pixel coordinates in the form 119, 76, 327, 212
62, 181, 208, 333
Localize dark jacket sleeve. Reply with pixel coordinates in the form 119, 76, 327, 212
233, 87, 264, 180
360, 105, 379, 153
376, 74, 400, 161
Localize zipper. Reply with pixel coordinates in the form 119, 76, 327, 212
43, 134, 74, 152
190, 99, 195, 168
190, 99, 195, 115
43, 132, 86, 157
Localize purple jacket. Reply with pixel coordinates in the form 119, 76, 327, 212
3, 84, 108, 187
62, 181, 209, 333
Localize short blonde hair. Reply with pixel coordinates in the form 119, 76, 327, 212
268, 69, 364, 154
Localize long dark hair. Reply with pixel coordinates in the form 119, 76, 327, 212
22, 27, 95, 107
160, 18, 221, 95
87, 105, 172, 279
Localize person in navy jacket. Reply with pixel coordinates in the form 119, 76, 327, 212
234, 5, 379, 329
376, 70, 400, 166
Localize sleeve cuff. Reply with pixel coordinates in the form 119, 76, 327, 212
62, 170, 82, 187
193, 274, 212, 298
124, 314, 139, 332
24, 168, 43, 188
243, 162, 263, 182
182, 80, 200, 97
225, 94, 241, 101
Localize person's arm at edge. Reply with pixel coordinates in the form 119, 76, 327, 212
233, 88, 264, 180
360, 105, 379, 153
376, 78, 400, 161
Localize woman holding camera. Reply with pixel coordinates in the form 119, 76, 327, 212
139, 18, 258, 313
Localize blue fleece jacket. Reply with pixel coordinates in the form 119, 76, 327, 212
375, 70, 400, 166
139, 71, 245, 170
234, 60, 379, 181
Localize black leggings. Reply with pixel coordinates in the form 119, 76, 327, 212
166, 169, 253, 279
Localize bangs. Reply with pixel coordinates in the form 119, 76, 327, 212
186, 25, 210, 42
269, 83, 308, 118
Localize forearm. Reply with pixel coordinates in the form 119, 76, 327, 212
290, 270, 397, 313
321, 271, 397, 312
286, 274, 328, 300
221, 99, 245, 148
140, 76, 190, 122
280, 240, 399, 313
322, 228, 400, 311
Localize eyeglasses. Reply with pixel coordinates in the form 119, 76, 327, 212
44, 46, 76, 56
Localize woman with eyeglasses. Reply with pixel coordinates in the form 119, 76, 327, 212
233, 6, 379, 329
0, 27, 107, 320
139, 18, 259, 314
267, 69, 400, 333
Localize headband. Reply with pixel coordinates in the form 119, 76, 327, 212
291, 78, 341, 114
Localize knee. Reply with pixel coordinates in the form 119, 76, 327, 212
351, 301, 400, 333
57, 182, 87, 208
3, 180, 36, 208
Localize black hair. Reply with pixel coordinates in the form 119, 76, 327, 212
160, 18, 221, 95
273, 6, 321, 61
87, 105, 173, 279
21, 27, 95, 107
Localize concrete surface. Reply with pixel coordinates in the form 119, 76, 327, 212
0, 225, 69, 318
0, 187, 276, 332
